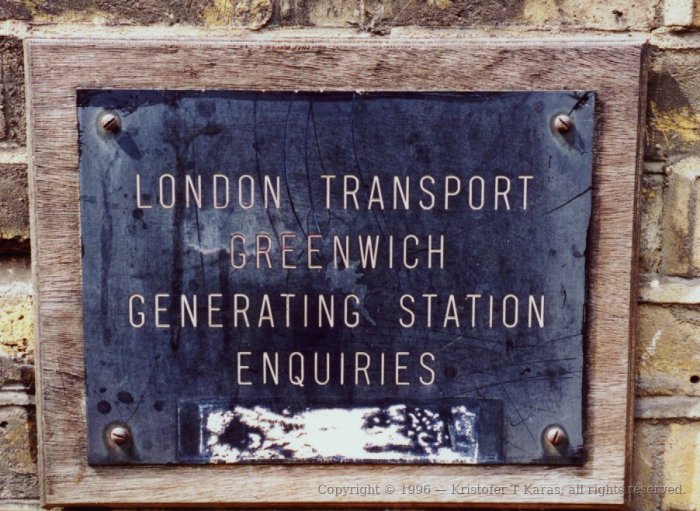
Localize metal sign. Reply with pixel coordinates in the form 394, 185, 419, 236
78, 90, 593, 465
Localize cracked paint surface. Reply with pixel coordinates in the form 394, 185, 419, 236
77, 90, 592, 465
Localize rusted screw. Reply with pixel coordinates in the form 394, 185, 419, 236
109, 425, 129, 446
98, 111, 121, 134
554, 114, 572, 134
544, 425, 567, 447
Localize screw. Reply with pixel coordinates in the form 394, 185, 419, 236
109, 425, 129, 446
544, 425, 567, 447
554, 114, 572, 134
98, 111, 121, 134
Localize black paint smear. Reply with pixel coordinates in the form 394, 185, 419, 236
97, 401, 112, 414
117, 391, 134, 404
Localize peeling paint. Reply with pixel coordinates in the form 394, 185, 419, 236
200, 403, 481, 462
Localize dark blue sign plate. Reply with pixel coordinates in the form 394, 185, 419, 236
78, 90, 593, 465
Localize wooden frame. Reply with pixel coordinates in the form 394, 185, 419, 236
25, 34, 646, 508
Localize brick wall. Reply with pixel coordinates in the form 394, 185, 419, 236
1, 1, 699, 510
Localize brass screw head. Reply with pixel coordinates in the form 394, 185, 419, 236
544, 425, 567, 446
109, 425, 129, 445
98, 111, 121, 134
554, 114, 572, 134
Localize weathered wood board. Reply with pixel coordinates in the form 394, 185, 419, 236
26, 34, 645, 507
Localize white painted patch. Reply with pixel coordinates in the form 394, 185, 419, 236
646, 330, 661, 356
200, 404, 479, 463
